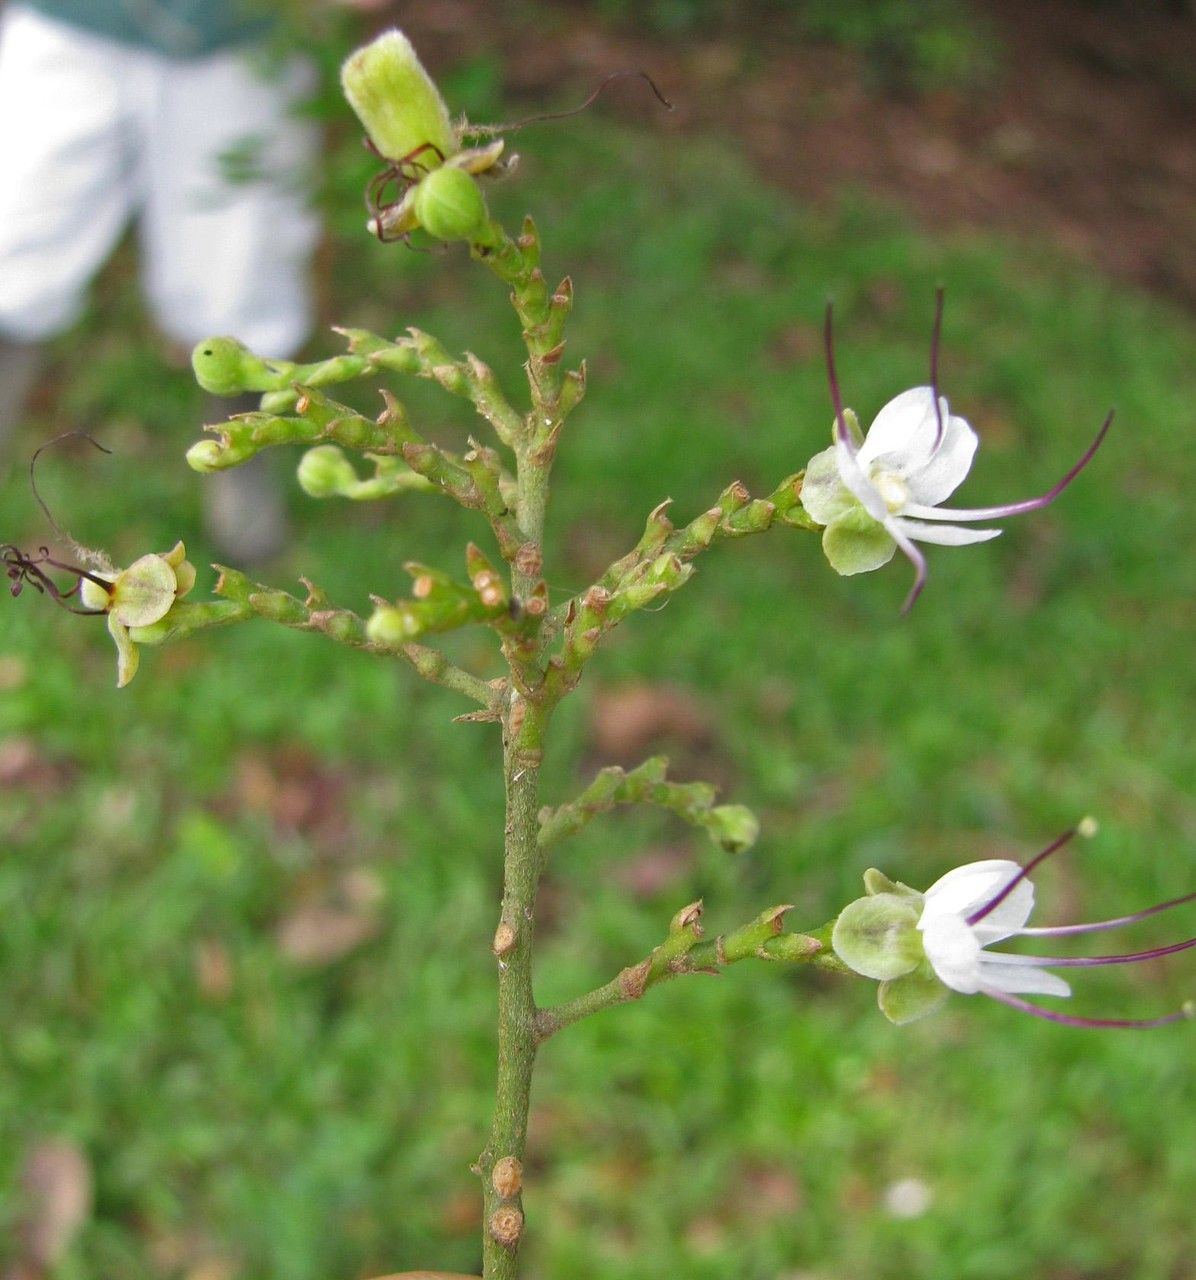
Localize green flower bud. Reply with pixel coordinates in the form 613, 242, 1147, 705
297, 445, 359, 498
186, 440, 225, 473
831, 892, 924, 981
705, 804, 760, 854
340, 29, 455, 164
366, 604, 421, 645
413, 165, 490, 243
191, 336, 266, 396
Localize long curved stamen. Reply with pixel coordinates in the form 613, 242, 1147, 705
886, 518, 928, 615
824, 303, 887, 524
981, 986, 1194, 1029
967, 827, 1078, 927
1020, 888, 1196, 937
902, 410, 1114, 523
929, 286, 945, 452
824, 302, 851, 447
989, 935, 1196, 967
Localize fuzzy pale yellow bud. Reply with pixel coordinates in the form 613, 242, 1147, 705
341, 30, 456, 164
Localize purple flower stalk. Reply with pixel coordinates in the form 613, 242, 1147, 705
919, 825, 1196, 1029
801, 297, 1113, 612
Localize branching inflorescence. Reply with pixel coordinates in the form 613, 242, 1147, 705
4, 25, 1191, 1280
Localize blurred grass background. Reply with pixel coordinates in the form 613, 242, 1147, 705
2, 3, 1195, 1278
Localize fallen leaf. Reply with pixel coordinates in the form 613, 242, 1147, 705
0, 654, 27, 690
194, 939, 234, 1000
16, 1139, 92, 1270
367, 1273, 481, 1279
0, 736, 73, 796
612, 844, 694, 899
232, 745, 350, 843
589, 683, 711, 760
275, 905, 379, 966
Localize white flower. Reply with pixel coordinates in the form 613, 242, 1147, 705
802, 383, 1111, 611
918, 858, 1071, 998
833, 827, 1196, 1028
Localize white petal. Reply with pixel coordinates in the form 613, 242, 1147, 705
79, 576, 113, 611
901, 412, 979, 506
976, 960, 1071, 999
891, 518, 1002, 547
857, 387, 941, 467
920, 912, 984, 993
921, 860, 1022, 919
921, 859, 1036, 945
835, 435, 889, 523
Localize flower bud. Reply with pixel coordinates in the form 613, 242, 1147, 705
191, 336, 261, 396
413, 165, 490, 243
340, 30, 455, 164
366, 604, 421, 645
297, 445, 359, 498
705, 804, 760, 854
186, 440, 225, 473
831, 892, 924, 981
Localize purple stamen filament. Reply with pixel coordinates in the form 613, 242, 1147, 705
981, 987, 1193, 1030
823, 302, 850, 447
929, 286, 945, 452
902, 409, 1114, 524
990, 935, 1196, 968
1019, 887, 1196, 936
967, 827, 1078, 926
822, 303, 928, 613
964, 827, 1196, 1028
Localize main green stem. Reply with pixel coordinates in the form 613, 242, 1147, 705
478, 730, 541, 1278
478, 412, 553, 1280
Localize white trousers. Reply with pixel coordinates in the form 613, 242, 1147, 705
0, 6, 319, 356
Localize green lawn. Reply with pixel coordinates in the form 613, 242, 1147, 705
2, 103, 1195, 1280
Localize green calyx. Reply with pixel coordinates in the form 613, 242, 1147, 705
413, 165, 492, 244
878, 963, 949, 1025
831, 891, 924, 981
822, 506, 897, 576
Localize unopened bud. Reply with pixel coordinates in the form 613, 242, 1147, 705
340, 29, 455, 163
191, 336, 262, 396
705, 804, 760, 854
413, 165, 490, 243
186, 439, 225, 473
297, 445, 358, 498
366, 604, 420, 644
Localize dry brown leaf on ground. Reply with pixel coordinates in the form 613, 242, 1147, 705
589, 681, 711, 759
275, 903, 380, 966
12, 1139, 93, 1273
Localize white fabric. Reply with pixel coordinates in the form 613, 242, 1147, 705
0, 6, 318, 354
